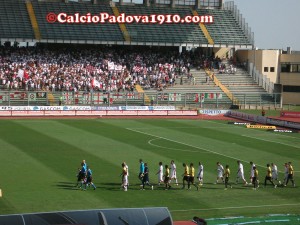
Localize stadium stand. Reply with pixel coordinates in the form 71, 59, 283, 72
197, 9, 250, 45
117, 5, 208, 44
0, 0, 278, 108
0, 0, 252, 46
214, 61, 276, 105
0, 0, 34, 40
32, 1, 124, 42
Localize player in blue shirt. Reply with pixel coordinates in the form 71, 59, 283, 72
139, 159, 145, 182
141, 163, 153, 190
82, 160, 87, 171
84, 167, 96, 190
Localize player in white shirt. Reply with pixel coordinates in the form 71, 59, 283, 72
271, 162, 278, 184
156, 162, 164, 185
249, 161, 256, 184
121, 162, 128, 191
236, 160, 247, 185
124, 162, 129, 186
170, 160, 178, 185
215, 162, 224, 184
197, 162, 204, 186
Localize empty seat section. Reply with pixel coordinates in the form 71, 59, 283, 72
32, 1, 124, 41
197, 9, 251, 45
0, 0, 34, 39
118, 5, 208, 44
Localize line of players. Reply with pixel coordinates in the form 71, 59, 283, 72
76, 160, 97, 190
121, 159, 202, 191
120, 160, 295, 191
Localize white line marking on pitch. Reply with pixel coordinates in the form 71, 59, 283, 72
242, 134, 300, 149
126, 128, 265, 168
127, 126, 228, 130
148, 138, 204, 153
170, 203, 300, 212
205, 120, 300, 139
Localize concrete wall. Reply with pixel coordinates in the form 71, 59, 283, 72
282, 92, 300, 105
280, 54, 300, 63
236, 49, 300, 105
280, 54, 300, 104
279, 54, 300, 85
261, 50, 280, 83
280, 73, 300, 85
236, 49, 279, 83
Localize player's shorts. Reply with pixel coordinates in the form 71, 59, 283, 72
159, 174, 163, 181
77, 172, 85, 181
189, 176, 195, 183
198, 175, 203, 181
142, 175, 149, 183
272, 173, 278, 180
183, 176, 190, 182
252, 177, 258, 184
171, 172, 177, 179
217, 172, 223, 178
164, 176, 170, 184
265, 176, 272, 181
237, 172, 245, 180
86, 176, 93, 183
123, 175, 128, 185
139, 173, 144, 180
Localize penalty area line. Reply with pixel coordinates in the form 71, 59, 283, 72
170, 203, 300, 212
148, 138, 202, 153
242, 134, 300, 149
126, 128, 255, 166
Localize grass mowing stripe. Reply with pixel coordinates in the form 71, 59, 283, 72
126, 128, 272, 171
136, 120, 300, 159
148, 138, 209, 153
0, 135, 110, 215
242, 134, 300, 149
135, 120, 300, 167
170, 203, 300, 212
2, 121, 103, 179
0, 119, 298, 221
205, 120, 300, 140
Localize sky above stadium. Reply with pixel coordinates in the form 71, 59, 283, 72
229, 0, 300, 50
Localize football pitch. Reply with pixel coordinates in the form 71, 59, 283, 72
0, 118, 299, 221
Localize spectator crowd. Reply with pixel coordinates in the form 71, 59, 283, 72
0, 45, 200, 93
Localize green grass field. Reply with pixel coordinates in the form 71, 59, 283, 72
0, 118, 299, 222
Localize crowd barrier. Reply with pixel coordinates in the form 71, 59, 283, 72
0, 90, 281, 109
280, 111, 300, 118
0, 105, 197, 117
226, 111, 300, 130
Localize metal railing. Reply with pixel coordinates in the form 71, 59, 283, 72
0, 90, 282, 109
224, 1, 255, 46
248, 63, 275, 94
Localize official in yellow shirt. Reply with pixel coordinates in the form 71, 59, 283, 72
264, 164, 276, 188
164, 165, 171, 190
224, 165, 232, 190
182, 163, 190, 189
252, 166, 259, 190
188, 163, 198, 191
285, 162, 295, 187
